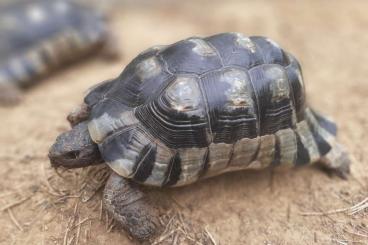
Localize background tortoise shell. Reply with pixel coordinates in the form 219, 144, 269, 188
0, 0, 109, 88
84, 32, 337, 187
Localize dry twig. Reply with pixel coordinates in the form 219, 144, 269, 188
1, 196, 31, 212
7, 208, 23, 231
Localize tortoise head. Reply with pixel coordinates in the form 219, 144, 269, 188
49, 121, 103, 168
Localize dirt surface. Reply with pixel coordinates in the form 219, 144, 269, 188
1, 1, 368, 244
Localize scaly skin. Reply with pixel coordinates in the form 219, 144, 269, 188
103, 172, 161, 242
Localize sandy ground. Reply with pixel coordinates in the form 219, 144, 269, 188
1, 0, 368, 244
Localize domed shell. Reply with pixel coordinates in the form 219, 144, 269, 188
85, 33, 333, 187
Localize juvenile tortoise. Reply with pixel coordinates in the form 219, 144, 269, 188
49, 32, 351, 242
0, 0, 119, 106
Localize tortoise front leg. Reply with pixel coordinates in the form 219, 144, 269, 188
103, 172, 162, 242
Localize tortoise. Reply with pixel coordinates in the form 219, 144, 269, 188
0, 0, 119, 106
49, 32, 351, 242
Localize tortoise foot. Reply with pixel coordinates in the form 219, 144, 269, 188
103, 172, 162, 242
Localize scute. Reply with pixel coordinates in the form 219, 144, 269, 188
248, 64, 296, 135
160, 38, 222, 74
250, 36, 289, 65
165, 76, 202, 112
99, 127, 154, 178
88, 99, 138, 143
205, 33, 264, 68
134, 74, 210, 149
103, 51, 173, 107
201, 67, 258, 143
284, 53, 306, 121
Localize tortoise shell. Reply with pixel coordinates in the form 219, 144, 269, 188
0, 0, 109, 87
84, 33, 337, 187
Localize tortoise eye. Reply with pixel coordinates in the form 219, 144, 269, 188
64, 150, 80, 160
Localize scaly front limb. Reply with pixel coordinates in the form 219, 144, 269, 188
103, 172, 162, 242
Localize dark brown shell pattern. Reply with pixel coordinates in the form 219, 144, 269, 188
84, 32, 338, 187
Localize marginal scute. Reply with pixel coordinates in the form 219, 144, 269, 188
206, 143, 232, 174
256, 135, 276, 167
175, 147, 207, 186
230, 137, 259, 167
88, 100, 138, 143
275, 128, 297, 165
89, 110, 139, 143
100, 127, 153, 179
144, 142, 174, 186
296, 121, 320, 162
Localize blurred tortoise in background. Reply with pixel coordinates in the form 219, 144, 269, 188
49, 32, 351, 242
0, 0, 119, 106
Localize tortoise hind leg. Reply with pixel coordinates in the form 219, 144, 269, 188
103, 172, 162, 242
318, 141, 351, 179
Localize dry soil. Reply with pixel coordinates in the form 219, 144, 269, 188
1, 1, 368, 244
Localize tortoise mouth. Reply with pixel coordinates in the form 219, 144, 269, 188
48, 122, 104, 169
48, 147, 83, 168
